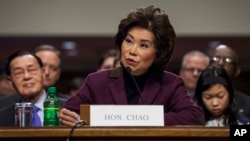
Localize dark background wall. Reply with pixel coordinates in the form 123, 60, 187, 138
0, 36, 249, 95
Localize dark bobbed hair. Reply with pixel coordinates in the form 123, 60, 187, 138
4, 51, 43, 76
115, 5, 176, 72
67, 76, 85, 92
194, 66, 238, 125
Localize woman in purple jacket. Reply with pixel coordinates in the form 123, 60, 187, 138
58, 5, 204, 126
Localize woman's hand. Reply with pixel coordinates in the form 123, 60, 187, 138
57, 108, 80, 126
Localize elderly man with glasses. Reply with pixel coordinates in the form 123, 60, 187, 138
209, 44, 250, 118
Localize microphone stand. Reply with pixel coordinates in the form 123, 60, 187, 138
125, 67, 144, 104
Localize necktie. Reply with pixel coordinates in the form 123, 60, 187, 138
32, 105, 42, 127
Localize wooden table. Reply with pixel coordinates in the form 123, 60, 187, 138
0, 126, 229, 141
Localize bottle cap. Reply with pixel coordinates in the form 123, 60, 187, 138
48, 87, 56, 93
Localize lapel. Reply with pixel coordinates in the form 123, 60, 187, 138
108, 67, 127, 104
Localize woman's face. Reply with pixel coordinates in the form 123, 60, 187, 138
121, 27, 156, 76
202, 84, 230, 120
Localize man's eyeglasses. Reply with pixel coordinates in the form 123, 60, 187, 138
210, 56, 236, 65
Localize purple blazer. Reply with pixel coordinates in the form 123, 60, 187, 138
63, 67, 204, 125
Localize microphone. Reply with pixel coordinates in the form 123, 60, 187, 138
125, 67, 144, 104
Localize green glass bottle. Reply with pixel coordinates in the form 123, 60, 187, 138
43, 86, 60, 126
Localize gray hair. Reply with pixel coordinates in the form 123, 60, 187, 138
181, 50, 209, 68
34, 44, 61, 57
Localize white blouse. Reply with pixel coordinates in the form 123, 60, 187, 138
206, 119, 225, 127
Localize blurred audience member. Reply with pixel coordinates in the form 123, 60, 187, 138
34, 45, 61, 88
179, 50, 209, 99
0, 64, 16, 97
97, 49, 119, 71
113, 51, 121, 68
194, 66, 250, 126
67, 76, 85, 97
34, 44, 67, 105
209, 44, 250, 118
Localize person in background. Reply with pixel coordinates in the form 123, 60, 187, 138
194, 66, 250, 126
0, 64, 16, 97
58, 5, 204, 126
0, 51, 45, 127
34, 45, 68, 105
113, 51, 121, 68
67, 76, 85, 97
97, 49, 119, 71
179, 50, 209, 99
209, 44, 250, 119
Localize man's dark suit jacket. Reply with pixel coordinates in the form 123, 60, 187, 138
63, 67, 204, 125
0, 92, 66, 127
235, 90, 250, 118
0, 94, 21, 126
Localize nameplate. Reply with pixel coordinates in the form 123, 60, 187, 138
89, 105, 164, 126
